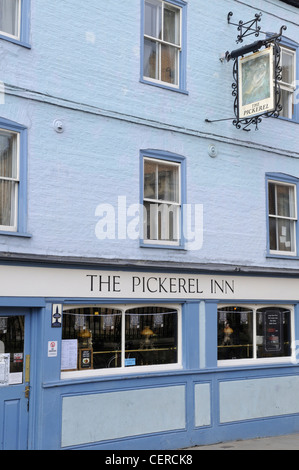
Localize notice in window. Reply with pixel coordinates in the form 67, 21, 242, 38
264, 311, 282, 353
61, 339, 78, 370
0, 353, 10, 386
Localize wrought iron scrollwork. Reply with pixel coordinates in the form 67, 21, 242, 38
227, 11, 262, 44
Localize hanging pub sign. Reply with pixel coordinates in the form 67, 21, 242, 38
205, 13, 287, 131
238, 46, 275, 119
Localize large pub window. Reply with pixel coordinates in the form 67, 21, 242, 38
61, 304, 180, 376
218, 305, 292, 363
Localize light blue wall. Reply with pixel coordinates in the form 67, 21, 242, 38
0, 0, 298, 271
2, 93, 299, 269
1, 0, 299, 451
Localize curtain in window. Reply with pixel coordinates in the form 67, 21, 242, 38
163, 5, 180, 45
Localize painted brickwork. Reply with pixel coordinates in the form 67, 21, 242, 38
0, 0, 298, 269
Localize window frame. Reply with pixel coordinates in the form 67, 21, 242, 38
217, 303, 295, 367
0, 0, 31, 48
140, 149, 186, 249
277, 37, 299, 123
60, 303, 182, 380
0, 118, 29, 237
0, 128, 20, 232
266, 173, 299, 259
140, 0, 187, 94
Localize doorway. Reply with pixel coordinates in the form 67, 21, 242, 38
0, 309, 31, 450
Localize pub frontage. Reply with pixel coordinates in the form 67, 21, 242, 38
1, 258, 299, 450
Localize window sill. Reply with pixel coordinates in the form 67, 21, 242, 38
140, 241, 186, 250
140, 78, 189, 95
60, 363, 183, 382
277, 115, 299, 124
0, 34, 31, 49
266, 252, 299, 260
0, 231, 32, 238
218, 357, 294, 368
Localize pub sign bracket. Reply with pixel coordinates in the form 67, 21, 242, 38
206, 13, 287, 131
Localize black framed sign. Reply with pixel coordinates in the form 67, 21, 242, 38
79, 348, 93, 370
263, 310, 283, 353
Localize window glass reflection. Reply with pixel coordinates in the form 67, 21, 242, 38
218, 307, 253, 360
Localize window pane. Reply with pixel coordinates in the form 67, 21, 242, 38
158, 163, 179, 202
0, 131, 18, 179
280, 89, 294, 119
144, 38, 159, 80
269, 217, 295, 252
276, 184, 295, 217
125, 307, 177, 367
277, 218, 295, 252
143, 201, 158, 240
0, 0, 19, 37
163, 4, 180, 45
161, 44, 178, 85
269, 182, 296, 218
144, 160, 157, 199
62, 308, 122, 370
218, 307, 253, 360
143, 201, 179, 242
144, 0, 162, 39
0, 180, 16, 227
0, 315, 25, 385
269, 217, 278, 251
281, 49, 295, 85
158, 203, 179, 241
256, 308, 291, 358
268, 182, 276, 215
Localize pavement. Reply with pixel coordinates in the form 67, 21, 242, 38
186, 433, 299, 450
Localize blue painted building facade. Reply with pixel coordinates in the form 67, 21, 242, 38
0, 0, 299, 450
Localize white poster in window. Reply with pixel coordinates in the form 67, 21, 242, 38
0, 353, 10, 386
61, 339, 78, 370
239, 46, 275, 119
9, 372, 23, 385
